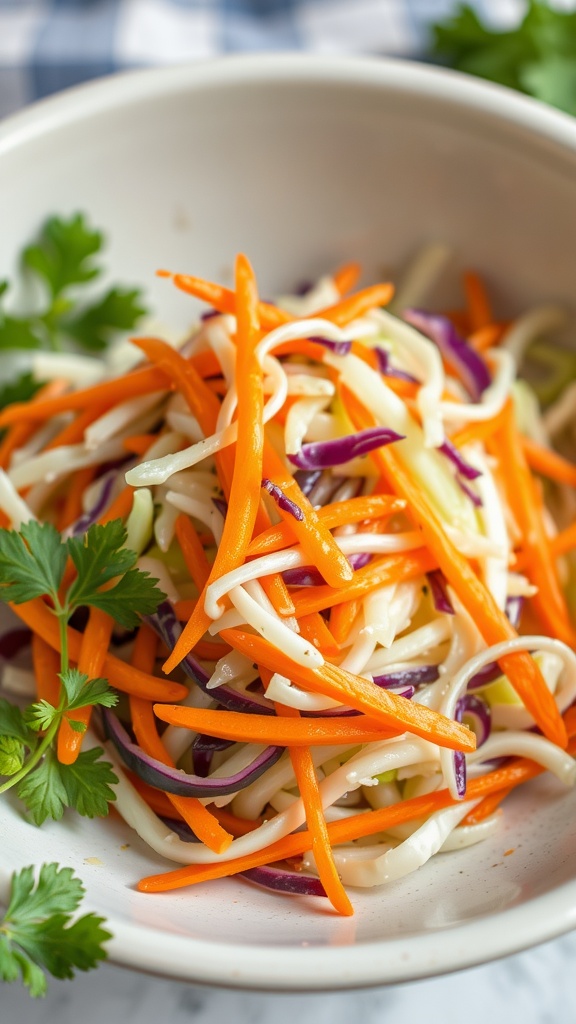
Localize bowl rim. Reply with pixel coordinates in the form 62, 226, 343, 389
2, 52, 576, 989
2, 51, 576, 159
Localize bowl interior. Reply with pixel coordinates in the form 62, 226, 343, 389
1, 56, 576, 989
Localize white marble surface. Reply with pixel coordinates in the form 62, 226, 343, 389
3, 930, 576, 1023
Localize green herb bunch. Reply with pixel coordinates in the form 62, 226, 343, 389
0, 213, 146, 410
0, 519, 165, 825
431, 1, 576, 116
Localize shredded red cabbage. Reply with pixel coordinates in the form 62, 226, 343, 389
240, 865, 327, 898
103, 709, 284, 797
427, 570, 455, 615
439, 439, 482, 481
155, 816, 328, 897
375, 346, 420, 384
66, 472, 116, 538
506, 595, 524, 629
282, 552, 371, 588
287, 427, 404, 471
308, 335, 352, 357
452, 750, 467, 799
372, 665, 440, 688
456, 693, 491, 747
456, 475, 483, 508
293, 469, 322, 496
146, 603, 275, 714
262, 478, 304, 520
404, 309, 491, 400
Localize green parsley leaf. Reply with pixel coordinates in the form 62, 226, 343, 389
1, 213, 147, 357
0, 314, 43, 351
59, 668, 119, 713
0, 863, 110, 996
77, 567, 167, 630
0, 698, 33, 744
67, 720, 87, 734
16, 747, 117, 826
430, 1, 576, 115
0, 736, 25, 776
0, 521, 67, 605
23, 214, 103, 299
0, 372, 43, 414
57, 747, 118, 819
66, 521, 166, 628
24, 700, 59, 734
4, 863, 83, 920
63, 287, 148, 352
16, 751, 69, 826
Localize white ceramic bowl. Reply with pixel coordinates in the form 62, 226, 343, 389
1, 55, 576, 991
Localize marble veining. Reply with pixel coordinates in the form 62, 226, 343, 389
3, 930, 576, 1024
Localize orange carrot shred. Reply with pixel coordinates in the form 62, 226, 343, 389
163, 254, 264, 673
342, 385, 567, 749
129, 626, 233, 855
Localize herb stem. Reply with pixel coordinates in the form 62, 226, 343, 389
0, 719, 59, 794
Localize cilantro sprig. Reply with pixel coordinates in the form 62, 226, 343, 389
0, 863, 111, 996
0, 519, 166, 825
0, 213, 146, 411
431, 1, 576, 116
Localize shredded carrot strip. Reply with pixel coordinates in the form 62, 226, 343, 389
171, 273, 393, 332
171, 272, 290, 331
0, 380, 68, 469
44, 403, 110, 452
444, 309, 470, 335
329, 599, 361, 646
314, 282, 394, 327
127, 772, 262, 835
246, 494, 406, 557
129, 626, 233, 855
153, 705, 399, 746
291, 548, 435, 618
250, 500, 296, 617
175, 514, 211, 591
261, 442, 354, 589
57, 607, 114, 765
10, 598, 187, 702
132, 337, 222, 436
298, 612, 341, 659
32, 632, 61, 705
57, 465, 97, 530
492, 402, 576, 650
463, 271, 492, 331
221, 629, 475, 753
163, 254, 264, 674
193, 638, 231, 660
521, 435, 576, 489
461, 787, 512, 826
258, 572, 296, 617
122, 433, 158, 456
97, 486, 134, 525
333, 261, 361, 296
468, 323, 505, 353
277, 702, 353, 915
137, 739, 576, 894
342, 385, 567, 749
210, 806, 264, 836
550, 521, 576, 560
449, 403, 509, 449
0, 365, 171, 428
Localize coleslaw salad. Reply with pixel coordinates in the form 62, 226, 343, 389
1, 250, 575, 917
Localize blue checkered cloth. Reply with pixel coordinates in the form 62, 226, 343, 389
0, 0, 524, 120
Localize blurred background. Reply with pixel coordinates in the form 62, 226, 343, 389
2, 0, 576, 122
